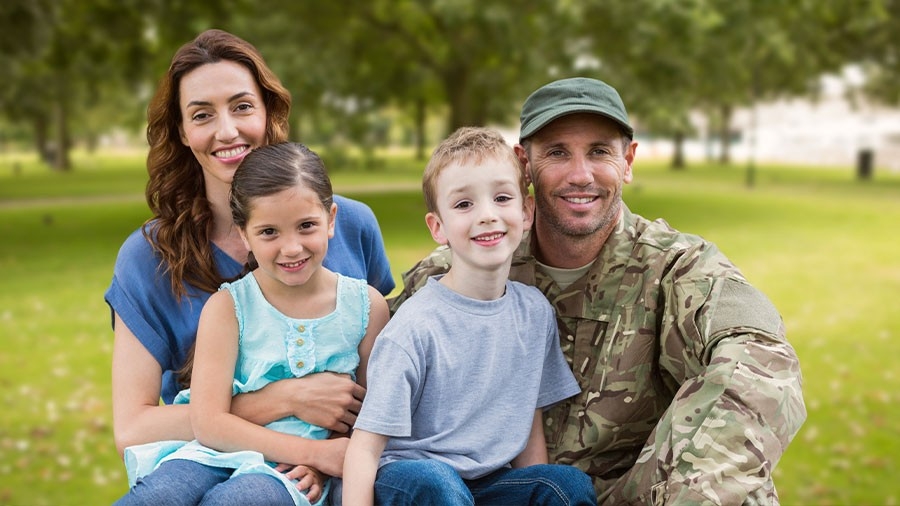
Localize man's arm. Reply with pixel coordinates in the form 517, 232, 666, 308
604, 276, 806, 505
386, 245, 451, 314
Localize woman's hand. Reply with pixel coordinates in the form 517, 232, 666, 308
231, 372, 365, 432
285, 373, 365, 432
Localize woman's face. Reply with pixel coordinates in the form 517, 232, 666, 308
178, 60, 268, 191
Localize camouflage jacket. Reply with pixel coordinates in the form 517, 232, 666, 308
388, 205, 806, 506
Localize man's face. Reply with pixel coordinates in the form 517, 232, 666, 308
520, 113, 636, 239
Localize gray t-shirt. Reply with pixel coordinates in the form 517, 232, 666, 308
355, 276, 580, 480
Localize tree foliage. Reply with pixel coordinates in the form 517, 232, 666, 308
2, 0, 154, 169
1, 0, 897, 170
233, 0, 576, 157
572, 0, 876, 168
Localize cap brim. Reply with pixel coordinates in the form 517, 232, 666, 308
520, 105, 633, 141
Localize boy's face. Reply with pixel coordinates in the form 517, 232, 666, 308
425, 154, 534, 273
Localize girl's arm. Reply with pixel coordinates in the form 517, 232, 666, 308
511, 409, 549, 468
190, 290, 348, 477
356, 287, 390, 389
342, 288, 391, 505
111, 313, 193, 456
342, 429, 389, 506
229, 287, 389, 431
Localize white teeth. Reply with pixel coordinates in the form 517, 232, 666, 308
565, 197, 594, 204
475, 233, 503, 241
215, 146, 247, 159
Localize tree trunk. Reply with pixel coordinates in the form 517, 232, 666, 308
33, 114, 51, 164
671, 131, 686, 169
414, 96, 426, 161
53, 97, 71, 171
718, 104, 732, 165
444, 67, 471, 134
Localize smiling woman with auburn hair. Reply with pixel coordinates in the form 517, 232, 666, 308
105, 29, 395, 503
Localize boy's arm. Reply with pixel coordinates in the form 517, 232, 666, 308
511, 409, 548, 468
343, 429, 389, 506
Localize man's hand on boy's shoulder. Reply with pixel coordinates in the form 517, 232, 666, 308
387, 245, 452, 314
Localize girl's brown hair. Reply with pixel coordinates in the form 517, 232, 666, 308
177, 142, 333, 388
230, 142, 334, 230
143, 29, 291, 299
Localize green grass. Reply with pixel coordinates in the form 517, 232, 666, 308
1, 150, 899, 505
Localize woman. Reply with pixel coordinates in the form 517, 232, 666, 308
105, 29, 394, 484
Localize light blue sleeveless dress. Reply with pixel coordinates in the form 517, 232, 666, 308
123, 273, 371, 506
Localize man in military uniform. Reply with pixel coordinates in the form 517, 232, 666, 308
389, 77, 806, 505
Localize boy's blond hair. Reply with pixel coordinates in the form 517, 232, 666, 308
422, 127, 527, 214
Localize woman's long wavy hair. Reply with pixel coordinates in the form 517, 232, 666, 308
144, 29, 291, 299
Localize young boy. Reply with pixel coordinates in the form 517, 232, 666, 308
342, 127, 596, 506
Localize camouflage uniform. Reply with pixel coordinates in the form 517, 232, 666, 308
388, 205, 806, 506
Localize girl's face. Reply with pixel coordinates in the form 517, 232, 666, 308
239, 184, 336, 291
179, 60, 268, 193
425, 154, 533, 274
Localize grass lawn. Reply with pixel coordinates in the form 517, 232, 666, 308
1, 149, 898, 505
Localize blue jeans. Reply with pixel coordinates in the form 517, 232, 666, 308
114, 459, 295, 506
374, 460, 597, 506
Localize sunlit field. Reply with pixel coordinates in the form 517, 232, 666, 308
1, 149, 898, 505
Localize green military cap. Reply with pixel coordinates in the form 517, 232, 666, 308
519, 77, 633, 142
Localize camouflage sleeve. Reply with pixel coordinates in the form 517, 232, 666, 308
386, 245, 452, 315
606, 274, 806, 505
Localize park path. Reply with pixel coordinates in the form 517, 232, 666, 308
0, 194, 145, 210
0, 181, 422, 210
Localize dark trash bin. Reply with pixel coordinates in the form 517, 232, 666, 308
857, 149, 873, 180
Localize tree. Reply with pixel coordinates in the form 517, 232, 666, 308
0, 0, 155, 169
1, 0, 52, 159
234, 0, 577, 157
691, 0, 858, 181
576, 0, 866, 172
572, 0, 715, 169
4, 0, 895, 172
843, 0, 900, 105
0, 0, 241, 170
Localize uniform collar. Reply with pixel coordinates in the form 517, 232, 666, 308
510, 205, 639, 319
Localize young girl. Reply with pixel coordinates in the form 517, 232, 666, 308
116, 142, 390, 506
